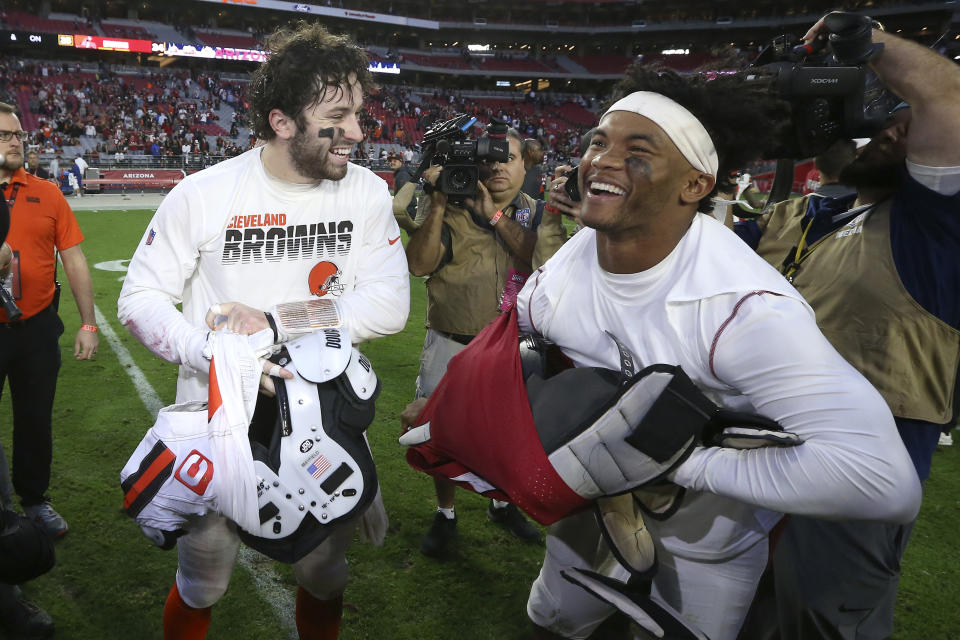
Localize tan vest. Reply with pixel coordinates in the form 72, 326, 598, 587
425, 192, 563, 335
757, 196, 960, 423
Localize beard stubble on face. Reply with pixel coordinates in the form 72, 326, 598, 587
1, 150, 23, 173
289, 126, 347, 182
838, 156, 903, 191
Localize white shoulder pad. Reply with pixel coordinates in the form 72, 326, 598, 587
285, 328, 351, 383
343, 348, 378, 401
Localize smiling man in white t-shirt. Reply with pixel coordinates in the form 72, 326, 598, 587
118, 22, 409, 640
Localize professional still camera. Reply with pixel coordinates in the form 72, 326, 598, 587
413, 114, 510, 204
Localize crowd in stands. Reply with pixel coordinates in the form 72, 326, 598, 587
0, 46, 751, 174
360, 84, 599, 167
0, 53, 607, 174
0, 42, 742, 175
0, 59, 254, 168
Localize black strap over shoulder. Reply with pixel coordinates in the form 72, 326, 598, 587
531, 198, 546, 230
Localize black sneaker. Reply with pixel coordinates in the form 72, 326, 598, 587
487, 501, 541, 543
420, 511, 457, 557
0, 589, 54, 639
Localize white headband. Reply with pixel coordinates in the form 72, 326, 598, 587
603, 91, 718, 178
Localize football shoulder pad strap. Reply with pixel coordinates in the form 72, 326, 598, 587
402, 308, 800, 526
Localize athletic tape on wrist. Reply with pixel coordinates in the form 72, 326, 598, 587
271, 299, 342, 335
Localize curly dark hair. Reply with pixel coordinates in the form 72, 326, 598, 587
249, 21, 375, 141
605, 63, 793, 211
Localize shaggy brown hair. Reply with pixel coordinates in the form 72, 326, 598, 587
249, 21, 375, 141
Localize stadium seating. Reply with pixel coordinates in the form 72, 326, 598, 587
100, 23, 158, 41
399, 53, 473, 70
640, 52, 726, 72
549, 102, 597, 127
3, 10, 83, 34
570, 54, 635, 75
194, 30, 260, 49
472, 57, 558, 73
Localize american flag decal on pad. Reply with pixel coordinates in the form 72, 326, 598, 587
308, 454, 332, 479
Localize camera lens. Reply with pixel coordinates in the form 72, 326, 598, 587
448, 169, 472, 191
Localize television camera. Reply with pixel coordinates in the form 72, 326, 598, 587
742, 11, 900, 209
749, 12, 896, 160
413, 114, 511, 204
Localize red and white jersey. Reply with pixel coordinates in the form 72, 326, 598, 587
118, 147, 409, 402
517, 213, 920, 561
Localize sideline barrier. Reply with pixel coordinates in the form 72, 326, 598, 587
84, 169, 186, 193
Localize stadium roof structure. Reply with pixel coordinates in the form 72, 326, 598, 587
1, 0, 957, 88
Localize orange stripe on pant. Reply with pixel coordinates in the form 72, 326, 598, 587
123, 448, 176, 510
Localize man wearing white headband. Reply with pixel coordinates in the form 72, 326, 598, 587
517, 69, 921, 639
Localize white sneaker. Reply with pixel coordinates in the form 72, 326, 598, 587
24, 502, 69, 538
939, 431, 954, 447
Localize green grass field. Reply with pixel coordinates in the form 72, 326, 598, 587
1, 207, 957, 639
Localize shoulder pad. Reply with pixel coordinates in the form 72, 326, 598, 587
285, 329, 351, 383
342, 348, 378, 401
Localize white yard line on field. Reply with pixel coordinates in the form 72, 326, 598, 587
94, 306, 165, 417
94, 304, 298, 637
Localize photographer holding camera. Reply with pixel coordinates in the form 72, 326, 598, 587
735, 15, 960, 640
0, 102, 98, 542
405, 122, 565, 556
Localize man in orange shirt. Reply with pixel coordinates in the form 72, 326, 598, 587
0, 102, 98, 541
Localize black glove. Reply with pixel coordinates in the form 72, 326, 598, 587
825, 11, 884, 65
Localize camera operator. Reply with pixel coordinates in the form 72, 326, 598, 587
0, 101, 99, 541
405, 125, 565, 557
734, 16, 960, 640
